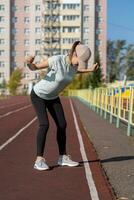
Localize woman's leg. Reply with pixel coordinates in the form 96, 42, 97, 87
46, 97, 67, 155
30, 90, 49, 157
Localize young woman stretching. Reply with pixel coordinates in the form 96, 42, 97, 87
25, 41, 98, 171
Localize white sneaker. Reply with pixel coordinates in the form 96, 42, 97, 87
58, 155, 79, 167
34, 158, 49, 171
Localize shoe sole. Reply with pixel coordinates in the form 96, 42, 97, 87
58, 163, 79, 167
34, 165, 49, 171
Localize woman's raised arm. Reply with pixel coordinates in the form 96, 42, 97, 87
25, 55, 49, 71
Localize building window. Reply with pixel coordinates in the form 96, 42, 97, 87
24, 39, 30, 46
96, 40, 102, 46
83, 16, 89, 22
35, 50, 40, 56
63, 15, 79, 21
35, 73, 40, 79
23, 73, 29, 79
0, 16, 4, 22
0, 39, 5, 44
12, 40, 18, 45
12, 6, 18, 11
83, 28, 89, 33
24, 6, 30, 12
84, 5, 89, 11
0, 50, 5, 56
23, 83, 28, 90
0, 72, 4, 78
63, 4, 80, 9
12, 51, 17, 56
12, 28, 18, 34
35, 16, 41, 22
24, 51, 30, 56
63, 27, 80, 33
0, 5, 5, 11
24, 28, 30, 35
24, 17, 30, 23
35, 27, 41, 33
0, 27, 5, 34
35, 39, 41, 44
98, 17, 103, 23
63, 49, 69, 54
96, 29, 102, 35
12, 17, 18, 23
83, 39, 89, 45
0, 61, 5, 67
96, 5, 102, 12
63, 38, 80, 44
35, 5, 41, 11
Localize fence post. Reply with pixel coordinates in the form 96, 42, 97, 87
100, 89, 103, 116
116, 87, 121, 128
127, 86, 133, 136
96, 89, 99, 114
110, 88, 114, 124
104, 88, 107, 119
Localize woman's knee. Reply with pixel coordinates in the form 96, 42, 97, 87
39, 123, 49, 131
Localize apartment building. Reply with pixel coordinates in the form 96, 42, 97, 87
0, 0, 107, 94
0, 0, 43, 93
95, 0, 107, 77
0, 0, 10, 87
42, 0, 107, 75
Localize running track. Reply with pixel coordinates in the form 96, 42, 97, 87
0, 96, 116, 200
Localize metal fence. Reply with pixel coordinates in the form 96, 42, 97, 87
69, 86, 134, 136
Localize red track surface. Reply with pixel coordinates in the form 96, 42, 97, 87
0, 96, 116, 200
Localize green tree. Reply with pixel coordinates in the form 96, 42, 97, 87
125, 44, 134, 80
7, 68, 22, 95
0, 78, 6, 89
88, 53, 104, 89
107, 39, 134, 82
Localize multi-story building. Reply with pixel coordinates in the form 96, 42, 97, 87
0, 0, 43, 93
95, 0, 107, 77
0, 0, 10, 87
0, 0, 107, 94
41, 0, 107, 76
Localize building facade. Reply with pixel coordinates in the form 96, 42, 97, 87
0, 0, 107, 94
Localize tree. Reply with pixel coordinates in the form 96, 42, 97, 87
88, 52, 104, 89
7, 68, 22, 95
125, 44, 134, 80
107, 39, 126, 82
0, 78, 6, 89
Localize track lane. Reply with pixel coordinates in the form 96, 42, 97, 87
0, 105, 31, 119
0, 97, 92, 200
0, 106, 35, 146
0, 96, 29, 107
0, 96, 116, 200
0, 96, 31, 115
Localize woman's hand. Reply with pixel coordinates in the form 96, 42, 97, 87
90, 63, 99, 72
25, 55, 35, 64
25, 55, 38, 71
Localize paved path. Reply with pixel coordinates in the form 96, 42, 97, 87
72, 97, 134, 200
0, 96, 115, 200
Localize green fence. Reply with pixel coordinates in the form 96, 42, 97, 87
69, 86, 134, 136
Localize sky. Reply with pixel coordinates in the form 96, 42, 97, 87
107, 0, 134, 44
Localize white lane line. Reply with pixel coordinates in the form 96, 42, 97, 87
0, 101, 27, 109
0, 105, 31, 119
70, 99, 99, 200
0, 117, 37, 151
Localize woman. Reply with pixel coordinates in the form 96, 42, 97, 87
25, 41, 98, 171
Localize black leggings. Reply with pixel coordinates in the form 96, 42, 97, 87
30, 89, 67, 156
